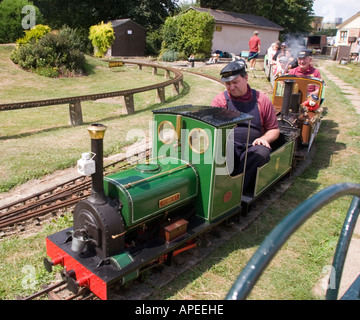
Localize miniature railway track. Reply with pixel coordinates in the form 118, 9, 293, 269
10, 64, 321, 301
0, 176, 90, 229
21, 280, 98, 300
0, 148, 150, 231
0, 61, 183, 112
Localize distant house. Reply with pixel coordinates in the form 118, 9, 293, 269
189, 7, 283, 56
335, 11, 360, 53
108, 19, 146, 57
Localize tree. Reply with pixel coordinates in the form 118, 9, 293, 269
199, 0, 315, 36
161, 9, 215, 59
32, 0, 179, 31
31, 0, 179, 55
0, 0, 44, 43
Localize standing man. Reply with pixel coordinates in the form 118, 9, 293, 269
248, 31, 261, 70
212, 60, 279, 194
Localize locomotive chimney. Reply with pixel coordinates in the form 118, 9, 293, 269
87, 123, 107, 205
281, 79, 295, 117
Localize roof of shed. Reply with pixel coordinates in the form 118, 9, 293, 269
110, 19, 146, 30
189, 7, 283, 31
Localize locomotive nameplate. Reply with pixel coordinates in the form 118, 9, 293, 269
159, 192, 180, 208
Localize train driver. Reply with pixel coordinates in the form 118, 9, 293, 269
212, 60, 280, 194
288, 50, 322, 95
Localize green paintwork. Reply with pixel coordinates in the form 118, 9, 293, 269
109, 252, 138, 284
152, 106, 253, 222
255, 140, 295, 196
103, 160, 198, 228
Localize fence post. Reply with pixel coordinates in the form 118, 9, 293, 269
172, 82, 180, 96
156, 87, 166, 103
165, 70, 171, 79
152, 67, 157, 75
179, 79, 184, 91
69, 101, 83, 126
122, 94, 135, 114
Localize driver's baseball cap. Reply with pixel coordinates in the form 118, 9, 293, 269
220, 59, 247, 82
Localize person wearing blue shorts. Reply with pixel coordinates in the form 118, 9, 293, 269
248, 31, 261, 70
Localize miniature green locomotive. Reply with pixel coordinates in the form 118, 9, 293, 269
44, 76, 324, 299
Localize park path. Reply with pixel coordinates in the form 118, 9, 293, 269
319, 60, 360, 115
317, 61, 360, 299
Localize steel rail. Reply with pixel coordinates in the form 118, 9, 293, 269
21, 281, 66, 300
226, 183, 360, 300
0, 148, 150, 230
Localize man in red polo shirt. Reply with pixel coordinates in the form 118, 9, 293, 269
289, 50, 321, 94
211, 59, 279, 194
288, 50, 321, 78
248, 31, 261, 70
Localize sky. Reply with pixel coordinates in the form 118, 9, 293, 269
312, 0, 359, 22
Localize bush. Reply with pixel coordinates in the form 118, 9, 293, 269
161, 10, 215, 58
145, 29, 163, 56
160, 50, 179, 62
88, 22, 115, 58
16, 24, 51, 46
11, 26, 86, 77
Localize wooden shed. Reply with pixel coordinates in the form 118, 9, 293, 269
108, 19, 146, 57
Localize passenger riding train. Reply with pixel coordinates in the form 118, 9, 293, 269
44, 75, 325, 300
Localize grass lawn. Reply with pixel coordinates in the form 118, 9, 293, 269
0, 44, 225, 192
0, 47, 359, 300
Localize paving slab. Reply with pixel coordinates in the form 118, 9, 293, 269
319, 63, 360, 116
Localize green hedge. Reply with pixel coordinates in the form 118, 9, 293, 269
161, 9, 215, 59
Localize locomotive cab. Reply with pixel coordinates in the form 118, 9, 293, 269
152, 105, 253, 222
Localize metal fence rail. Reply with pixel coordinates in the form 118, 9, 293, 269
226, 183, 360, 300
